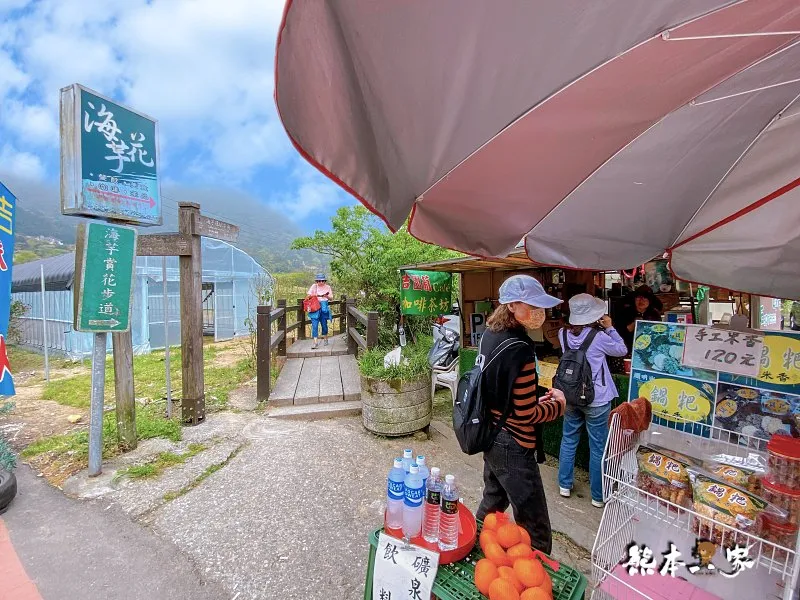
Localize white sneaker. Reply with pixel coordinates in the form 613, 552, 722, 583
592, 499, 604, 508
559, 488, 571, 498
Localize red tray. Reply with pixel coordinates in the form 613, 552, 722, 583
384, 502, 477, 565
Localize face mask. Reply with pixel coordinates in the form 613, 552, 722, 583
518, 307, 546, 330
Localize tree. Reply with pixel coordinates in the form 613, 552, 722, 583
292, 206, 460, 345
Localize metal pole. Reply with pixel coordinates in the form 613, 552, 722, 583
40, 264, 50, 381
88, 332, 107, 477
163, 257, 172, 418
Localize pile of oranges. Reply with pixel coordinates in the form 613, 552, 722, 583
473, 512, 553, 600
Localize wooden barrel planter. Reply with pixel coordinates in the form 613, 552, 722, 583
361, 375, 432, 436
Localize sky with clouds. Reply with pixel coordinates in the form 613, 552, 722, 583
0, 0, 355, 231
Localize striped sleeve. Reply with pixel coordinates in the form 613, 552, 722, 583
509, 361, 564, 425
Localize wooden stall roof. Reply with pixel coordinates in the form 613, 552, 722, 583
400, 251, 539, 273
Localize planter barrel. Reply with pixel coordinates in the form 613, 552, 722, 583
361, 375, 432, 436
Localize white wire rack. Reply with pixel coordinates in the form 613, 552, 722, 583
591, 413, 800, 600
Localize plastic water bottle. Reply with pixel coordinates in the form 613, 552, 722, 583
402, 464, 424, 539
398, 324, 407, 347
385, 458, 405, 530
438, 474, 459, 551
416, 455, 430, 487
402, 448, 414, 473
422, 467, 443, 543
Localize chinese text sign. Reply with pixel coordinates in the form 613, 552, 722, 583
0, 182, 16, 396
400, 270, 452, 316
74, 222, 137, 333
682, 325, 764, 378
373, 533, 439, 600
60, 84, 161, 225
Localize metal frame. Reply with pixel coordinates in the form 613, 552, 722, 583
591, 413, 800, 600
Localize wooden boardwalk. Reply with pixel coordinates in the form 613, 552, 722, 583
268, 334, 362, 418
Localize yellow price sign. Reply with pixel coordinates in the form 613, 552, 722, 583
638, 377, 713, 424
758, 334, 800, 387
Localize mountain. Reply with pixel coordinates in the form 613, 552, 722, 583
3, 176, 326, 273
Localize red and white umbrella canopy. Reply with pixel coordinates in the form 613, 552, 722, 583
275, 1, 800, 299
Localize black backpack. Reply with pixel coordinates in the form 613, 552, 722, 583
553, 328, 599, 407
453, 336, 528, 455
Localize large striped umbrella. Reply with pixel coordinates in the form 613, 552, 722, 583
275, 1, 800, 299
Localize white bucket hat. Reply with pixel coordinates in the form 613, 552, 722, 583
568, 294, 607, 326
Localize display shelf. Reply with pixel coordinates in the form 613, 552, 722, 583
591, 414, 800, 600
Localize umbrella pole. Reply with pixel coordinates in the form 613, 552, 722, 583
688, 284, 697, 325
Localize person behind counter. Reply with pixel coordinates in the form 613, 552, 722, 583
617, 285, 663, 353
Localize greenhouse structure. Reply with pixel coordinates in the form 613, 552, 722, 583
11, 239, 272, 358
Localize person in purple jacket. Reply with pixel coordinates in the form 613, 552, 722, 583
557, 294, 628, 507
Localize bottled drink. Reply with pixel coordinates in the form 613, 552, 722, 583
416, 455, 430, 487
402, 448, 414, 473
402, 464, 424, 539
422, 467, 443, 543
398, 325, 407, 347
385, 458, 405, 530
438, 474, 459, 551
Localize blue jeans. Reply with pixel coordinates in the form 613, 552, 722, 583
310, 307, 330, 338
558, 403, 612, 503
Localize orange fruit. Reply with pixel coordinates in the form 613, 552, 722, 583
480, 529, 499, 553
521, 587, 551, 600
484, 541, 512, 567
498, 566, 525, 593
484, 512, 508, 531
513, 558, 546, 588
474, 558, 500, 596
539, 573, 553, 596
517, 525, 531, 547
488, 576, 521, 600
497, 523, 522, 549
507, 542, 534, 561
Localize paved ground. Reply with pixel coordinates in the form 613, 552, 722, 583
2, 466, 226, 600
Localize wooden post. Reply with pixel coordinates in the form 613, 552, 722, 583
178, 202, 205, 425
112, 330, 137, 450
339, 295, 347, 334
346, 298, 357, 355
297, 298, 307, 339
367, 311, 379, 349
277, 299, 287, 356
256, 305, 271, 401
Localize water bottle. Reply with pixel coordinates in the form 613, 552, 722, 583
398, 324, 407, 347
402, 464, 424, 539
416, 455, 430, 488
438, 474, 459, 551
385, 458, 405, 530
402, 448, 414, 473
422, 467, 443, 543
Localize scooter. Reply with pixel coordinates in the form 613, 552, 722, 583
428, 322, 459, 368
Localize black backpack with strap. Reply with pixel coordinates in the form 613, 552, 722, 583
553, 328, 599, 407
453, 335, 529, 455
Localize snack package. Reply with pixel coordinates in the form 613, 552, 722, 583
689, 472, 783, 546
760, 475, 800, 526
636, 445, 692, 508
767, 435, 800, 489
702, 462, 761, 494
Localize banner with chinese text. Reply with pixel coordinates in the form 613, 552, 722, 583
0, 182, 16, 396
60, 84, 161, 225
629, 321, 800, 439
400, 270, 452, 316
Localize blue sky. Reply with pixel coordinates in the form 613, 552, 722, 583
0, 0, 356, 232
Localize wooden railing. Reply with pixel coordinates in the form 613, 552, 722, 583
256, 296, 379, 401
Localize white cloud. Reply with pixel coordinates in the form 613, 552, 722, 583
0, 144, 45, 181
3, 100, 58, 146
269, 161, 352, 222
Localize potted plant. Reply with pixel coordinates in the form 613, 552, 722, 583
0, 401, 17, 514
358, 341, 433, 437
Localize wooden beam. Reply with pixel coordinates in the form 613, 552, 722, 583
256, 305, 270, 401
112, 330, 137, 450
194, 214, 239, 243
137, 233, 193, 256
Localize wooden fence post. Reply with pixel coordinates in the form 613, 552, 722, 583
297, 298, 307, 340
339, 295, 347, 334
112, 330, 137, 450
346, 298, 357, 355
367, 311, 379, 349
277, 299, 287, 356
256, 305, 271, 401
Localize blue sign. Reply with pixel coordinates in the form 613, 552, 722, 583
60, 84, 161, 226
0, 182, 16, 396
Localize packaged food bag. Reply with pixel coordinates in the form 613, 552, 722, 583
636, 445, 692, 508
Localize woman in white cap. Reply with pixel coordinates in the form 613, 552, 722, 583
557, 294, 627, 507
476, 274, 566, 555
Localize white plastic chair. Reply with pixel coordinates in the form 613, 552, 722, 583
432, 358, 459, 405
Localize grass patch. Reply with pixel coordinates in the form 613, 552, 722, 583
163, 444, 244, 502
358, 337, 432, 381
8, 346, 75, 374
116, 442, 207, 480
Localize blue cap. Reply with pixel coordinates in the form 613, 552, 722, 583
499, 275, 562, 308
315, 273, 327, 281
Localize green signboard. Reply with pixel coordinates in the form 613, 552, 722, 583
400, 270, 452, 316
74, 222, 137, 332
60, 84, 161, 226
